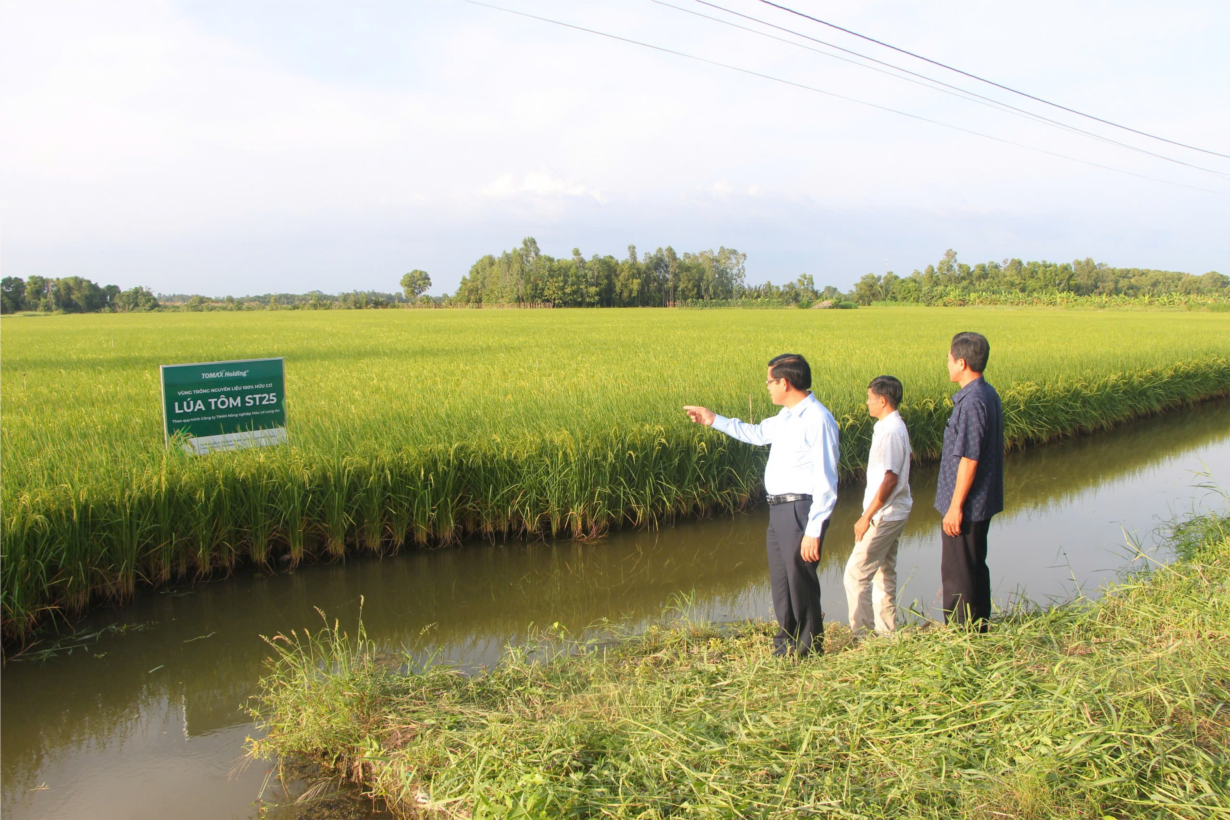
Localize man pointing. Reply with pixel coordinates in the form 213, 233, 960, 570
685, 353, 840, 657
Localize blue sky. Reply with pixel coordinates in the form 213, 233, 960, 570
2, 0, 1228, 297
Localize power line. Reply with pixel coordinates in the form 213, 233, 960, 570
678, 0, 1228, 177
759, 0, 1230, 160
463, 1, 1227, 195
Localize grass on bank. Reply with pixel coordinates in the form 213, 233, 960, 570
246, 512, 1230, 819
3, 308, 1229, 643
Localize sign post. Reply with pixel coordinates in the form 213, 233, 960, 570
160, 358, 287, 454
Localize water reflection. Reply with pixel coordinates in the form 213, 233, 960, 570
2, 399, 1228, 820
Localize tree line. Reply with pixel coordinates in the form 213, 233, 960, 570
1, 276, 159, 314
0, 269, 439, 315
453, 240, 1227, 308
156, 290, 416, 311
847, 250, 1229, 306
454, 238, 750, 307
3, 245, 1224, 315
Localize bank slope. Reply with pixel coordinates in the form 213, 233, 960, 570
247, 512, 1230, 819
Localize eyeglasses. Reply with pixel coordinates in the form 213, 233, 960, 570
765, 378, 782, 386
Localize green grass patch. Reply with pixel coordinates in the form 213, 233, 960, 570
3, 308, 1229, 643
247, 512, 1230, 818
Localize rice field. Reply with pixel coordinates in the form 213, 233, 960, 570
2, 308, 1229, 644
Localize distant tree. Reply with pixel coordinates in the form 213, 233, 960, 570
52, 277, 107, 313
25, 275, 50, 311
186, 295, 206, 312
401, 270, 432, 300
881, 271, 901, 301
614, 245, 642, 305
1200, 271, 1229, 292
1, 276, 27, 313
116, 286, 159, 312
852, 273, 882, 305
102, 284, 121, 311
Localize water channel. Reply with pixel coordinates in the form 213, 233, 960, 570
3, 400, 1229, 819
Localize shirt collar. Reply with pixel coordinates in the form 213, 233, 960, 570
873, 409, 901, 429
952, 377, 984, 405
781, 392, 818, 419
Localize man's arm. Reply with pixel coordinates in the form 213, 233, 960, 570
942, 458, 977, 536
854, 471, 898, 542
800, 416, 839, 561
855, 427, 907, 541
684, 406, 774, 446
943, 398, 988, 536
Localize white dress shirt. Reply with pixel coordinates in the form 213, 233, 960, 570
711, 392, 840, 537
862, 410, 912, 522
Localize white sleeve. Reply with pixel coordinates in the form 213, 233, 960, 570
711, 413, 775, 446
805, 415, 840, 537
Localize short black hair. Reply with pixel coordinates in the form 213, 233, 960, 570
768, 353, 811, 391
867, 375, 903, 409
950, 332, 990, 373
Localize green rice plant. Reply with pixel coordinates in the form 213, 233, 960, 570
247, 512, 1230, 819
2, 308, 1229, 644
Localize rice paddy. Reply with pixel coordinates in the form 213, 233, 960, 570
2, 307, 1229, 644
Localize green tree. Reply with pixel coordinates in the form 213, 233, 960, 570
24, 275, 50, 311
401, 270, 432, 300
116, 286, 159, 312
1, 277, 27, 313
1199, 271, 1228, 293
52, 277, 106, 313
853, 273, 882, 305
881, 271, 901, 301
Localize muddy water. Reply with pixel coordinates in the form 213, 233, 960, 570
3, 400, 1229, 820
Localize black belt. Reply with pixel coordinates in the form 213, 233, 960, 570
767, 493, 812, 505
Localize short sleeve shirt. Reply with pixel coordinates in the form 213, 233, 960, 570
863, 411, 912, 522
934, 378, 1004, 521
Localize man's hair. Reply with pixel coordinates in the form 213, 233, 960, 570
768, 354, 811, 391
950, 332, 990, 373
867, 375, 903, 409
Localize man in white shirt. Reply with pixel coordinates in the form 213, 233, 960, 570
684, 354, 840, 657
844, 375, 913, 639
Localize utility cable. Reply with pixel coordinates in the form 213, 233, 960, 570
679, 0, 1228, 177
759, 0, 1230, 159
464, 1, 1226, 195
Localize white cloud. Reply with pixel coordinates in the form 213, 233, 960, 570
482, 172, 607, 204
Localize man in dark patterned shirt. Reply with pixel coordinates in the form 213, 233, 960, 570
934, 332, 1003, 632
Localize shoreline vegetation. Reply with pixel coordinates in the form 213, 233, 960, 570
3, 247, 1227, 314
2, 309, 1229, 646
246, 510, 1230, 819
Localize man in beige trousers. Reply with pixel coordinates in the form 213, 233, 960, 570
844, 375, 913, 638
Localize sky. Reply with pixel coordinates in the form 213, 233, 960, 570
2, 0, 1228, 297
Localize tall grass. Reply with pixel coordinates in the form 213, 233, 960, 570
3, 308, 1229, 644
246, 511, 1230, 819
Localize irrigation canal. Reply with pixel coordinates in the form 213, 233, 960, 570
3, 399, 1229, 820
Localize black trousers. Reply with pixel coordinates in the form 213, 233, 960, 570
766, 500, 829, 657
941, 518, 992, 632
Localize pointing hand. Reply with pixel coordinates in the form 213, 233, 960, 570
683, 406, 716, 426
